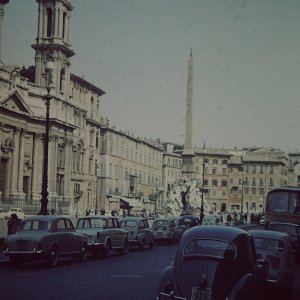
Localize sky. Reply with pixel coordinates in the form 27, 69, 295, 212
3, 0, 300, 153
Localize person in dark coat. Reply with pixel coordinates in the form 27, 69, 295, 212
7, 213, 21, 235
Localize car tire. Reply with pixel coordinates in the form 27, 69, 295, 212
103, 240, 111, 258
119, 238, 129, 255
139, 239, 145, 250
149, 240, 154, 249
79, 245, 88, 262
47, 246, 59, 267
169, 235, 176, 245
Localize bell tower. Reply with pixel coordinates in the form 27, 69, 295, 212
32, 0, 74, 96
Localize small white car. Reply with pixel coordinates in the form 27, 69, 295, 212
5, 208, 26, 220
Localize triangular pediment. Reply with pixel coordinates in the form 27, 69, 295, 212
0, 90, 33, 115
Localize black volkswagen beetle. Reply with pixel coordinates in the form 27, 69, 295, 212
157, 225, 278, 300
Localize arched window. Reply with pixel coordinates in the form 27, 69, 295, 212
221, 203, 226, 212
251, 201, 256, 211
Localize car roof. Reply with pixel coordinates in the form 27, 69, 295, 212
249, 229, 290, 239
268, 186, 300, 193
77, 215, 117, 220
178, 214, 197, 220
22, 215, 69, 221
119, 216, 146, 221
181, 225, 249, 243
153, 217, 177, 222
269, 222, 299, 228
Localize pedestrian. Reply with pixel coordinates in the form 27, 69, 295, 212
7, 213, 21, 235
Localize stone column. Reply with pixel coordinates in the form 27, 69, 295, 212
59, 9, 63, 38
49, 134, 58, 197
64, 139, 73, 214
17, 129, 26, 198
43, 7, 47, 38
54, 7, 59, 37
30, 133, 43, 201
10, 128, 20, 198
37, 1, 43, 41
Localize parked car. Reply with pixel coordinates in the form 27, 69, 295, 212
3, 215, 88, 267
259, 215, 266, 225
249, 229, 295, 288
0, 207, 5, 220
267, 222, 300, 262
5, 207, 25, 220
156, 225, 279, 300
152, 217, 181, 244
119, 217, 154, 249
75, 215, 129, 257
177, 214, 199, 234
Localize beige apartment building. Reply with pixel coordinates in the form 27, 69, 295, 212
193, 148, 232, 213
97, 127, 163, 215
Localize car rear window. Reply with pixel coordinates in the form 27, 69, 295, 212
119, 220, 137, 227
183, 239, 236, 261
20, 220, 50, 231
153, 220, 168, 226
76, 218, 107, 229
253, 237, 285, 252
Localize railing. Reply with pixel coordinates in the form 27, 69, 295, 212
0, 198, 71, 215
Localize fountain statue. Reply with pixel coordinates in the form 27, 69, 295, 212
164, 178, 212, 217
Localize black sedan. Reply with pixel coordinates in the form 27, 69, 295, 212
156, 225, 280, 300
3, 215, 88, 267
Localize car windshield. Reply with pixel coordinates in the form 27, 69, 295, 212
179, 217, 193, 226
119, 220, 137, 227
253, 237, 285, 252
153, 220, 168, 226
20, 220, 50, 231
76, 218, 107, 229
184, 239, 236, 261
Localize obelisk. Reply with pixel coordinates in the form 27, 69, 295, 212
181, 49, 195, 178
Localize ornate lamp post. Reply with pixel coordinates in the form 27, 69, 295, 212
38, 61, 54, 215
240, 166, 246, 224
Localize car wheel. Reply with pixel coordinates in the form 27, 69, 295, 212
139, 239, 145, 250
103, 240, 111, 258
48, 246, 59, 267
149, 240, 154, 249
79, 245, 88, 262
119, 238, 129, 255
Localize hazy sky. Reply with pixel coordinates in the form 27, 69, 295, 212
3, 0, 300, 153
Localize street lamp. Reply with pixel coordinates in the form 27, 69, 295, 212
240, 166, 246, 224
38, 61, 54, 215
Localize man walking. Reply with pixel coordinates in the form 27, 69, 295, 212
7, 213, 21, 235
